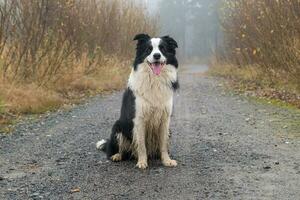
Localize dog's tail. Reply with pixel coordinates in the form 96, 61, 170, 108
96, 120, 121, 158
96, 139, 108, 151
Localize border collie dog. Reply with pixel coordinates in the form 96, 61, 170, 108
97, 33, 179, 169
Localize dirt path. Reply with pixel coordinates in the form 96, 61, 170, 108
1, 65, 299, 200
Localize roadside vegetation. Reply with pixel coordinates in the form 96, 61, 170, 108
210, 0, 300, 108
0, 0, 157, 131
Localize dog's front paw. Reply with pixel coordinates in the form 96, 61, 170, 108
136, 160, 148, 169
162, 159, 177, 167
111, 153, 122, 162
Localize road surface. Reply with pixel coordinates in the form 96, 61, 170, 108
1, 65, 299, 199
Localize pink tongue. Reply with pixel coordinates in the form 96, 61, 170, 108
152, 63, 162, 75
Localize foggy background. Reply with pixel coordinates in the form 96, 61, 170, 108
142, 0, 222, 63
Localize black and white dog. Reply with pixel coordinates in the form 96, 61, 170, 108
97, 33, 179, 169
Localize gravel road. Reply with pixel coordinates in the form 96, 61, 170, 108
1, 65, 299, 200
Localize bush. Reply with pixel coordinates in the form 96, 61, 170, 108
0, 0, 157, 118
219, 0, 300, 92
0, 0, 157, 84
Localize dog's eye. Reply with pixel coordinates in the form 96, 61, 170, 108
159, 45, 165, 51
146, 47, 152, 54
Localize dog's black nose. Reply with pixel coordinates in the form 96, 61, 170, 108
153, 53, 161, 60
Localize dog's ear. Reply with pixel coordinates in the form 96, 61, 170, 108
133, 33, 150, 43
162, 35, 178, 49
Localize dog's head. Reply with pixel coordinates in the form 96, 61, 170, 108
133, 33, 178, 75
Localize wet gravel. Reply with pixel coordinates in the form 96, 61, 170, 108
0, 65, 299, 200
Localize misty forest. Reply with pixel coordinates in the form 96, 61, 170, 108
158, 0, 220, 61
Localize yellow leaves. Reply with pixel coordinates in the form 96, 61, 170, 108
234, 48, 260, 56
252, 48, 261, 56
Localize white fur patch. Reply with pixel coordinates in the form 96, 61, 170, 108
146, 38, 166, 64
128, 60, 177, 108
96, 139, 107, 150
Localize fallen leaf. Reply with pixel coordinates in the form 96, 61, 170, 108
71, 188, 80, 193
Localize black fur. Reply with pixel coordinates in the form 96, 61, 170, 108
105, 121, 121, 158
104, 88, 136, 158
171, 80, 180, 91
160, 35, 178, 68
133, 34, 152, 70
160, 35, 179, 90
118, 88, 135, 140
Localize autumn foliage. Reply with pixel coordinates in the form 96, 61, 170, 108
0, 0, 157, 124
218, 0, 300, 92
0, 0, 157, 83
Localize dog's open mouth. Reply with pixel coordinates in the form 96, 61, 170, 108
147, 61, 166, 75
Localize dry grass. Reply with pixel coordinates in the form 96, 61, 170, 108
54, 55, 130, 98
0, 54, 130, 107
0, 84, 63, 114
0, 59, 130, 130
0, 60, 130, 115
208, 63, 300, 108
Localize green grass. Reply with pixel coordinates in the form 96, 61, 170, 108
250, 96, 300, 111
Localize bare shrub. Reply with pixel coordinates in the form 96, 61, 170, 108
219, 0, 300, 91
0, 0, 157, 84
0, 0, 157, 118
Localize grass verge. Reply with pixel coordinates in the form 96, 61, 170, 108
0, 59, 130, 133
208, 63, 300, 109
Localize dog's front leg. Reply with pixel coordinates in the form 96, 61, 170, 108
160, 116, 177, 167
134, 118, 148, 169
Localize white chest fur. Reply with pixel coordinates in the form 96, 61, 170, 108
128, 63, 177, 109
